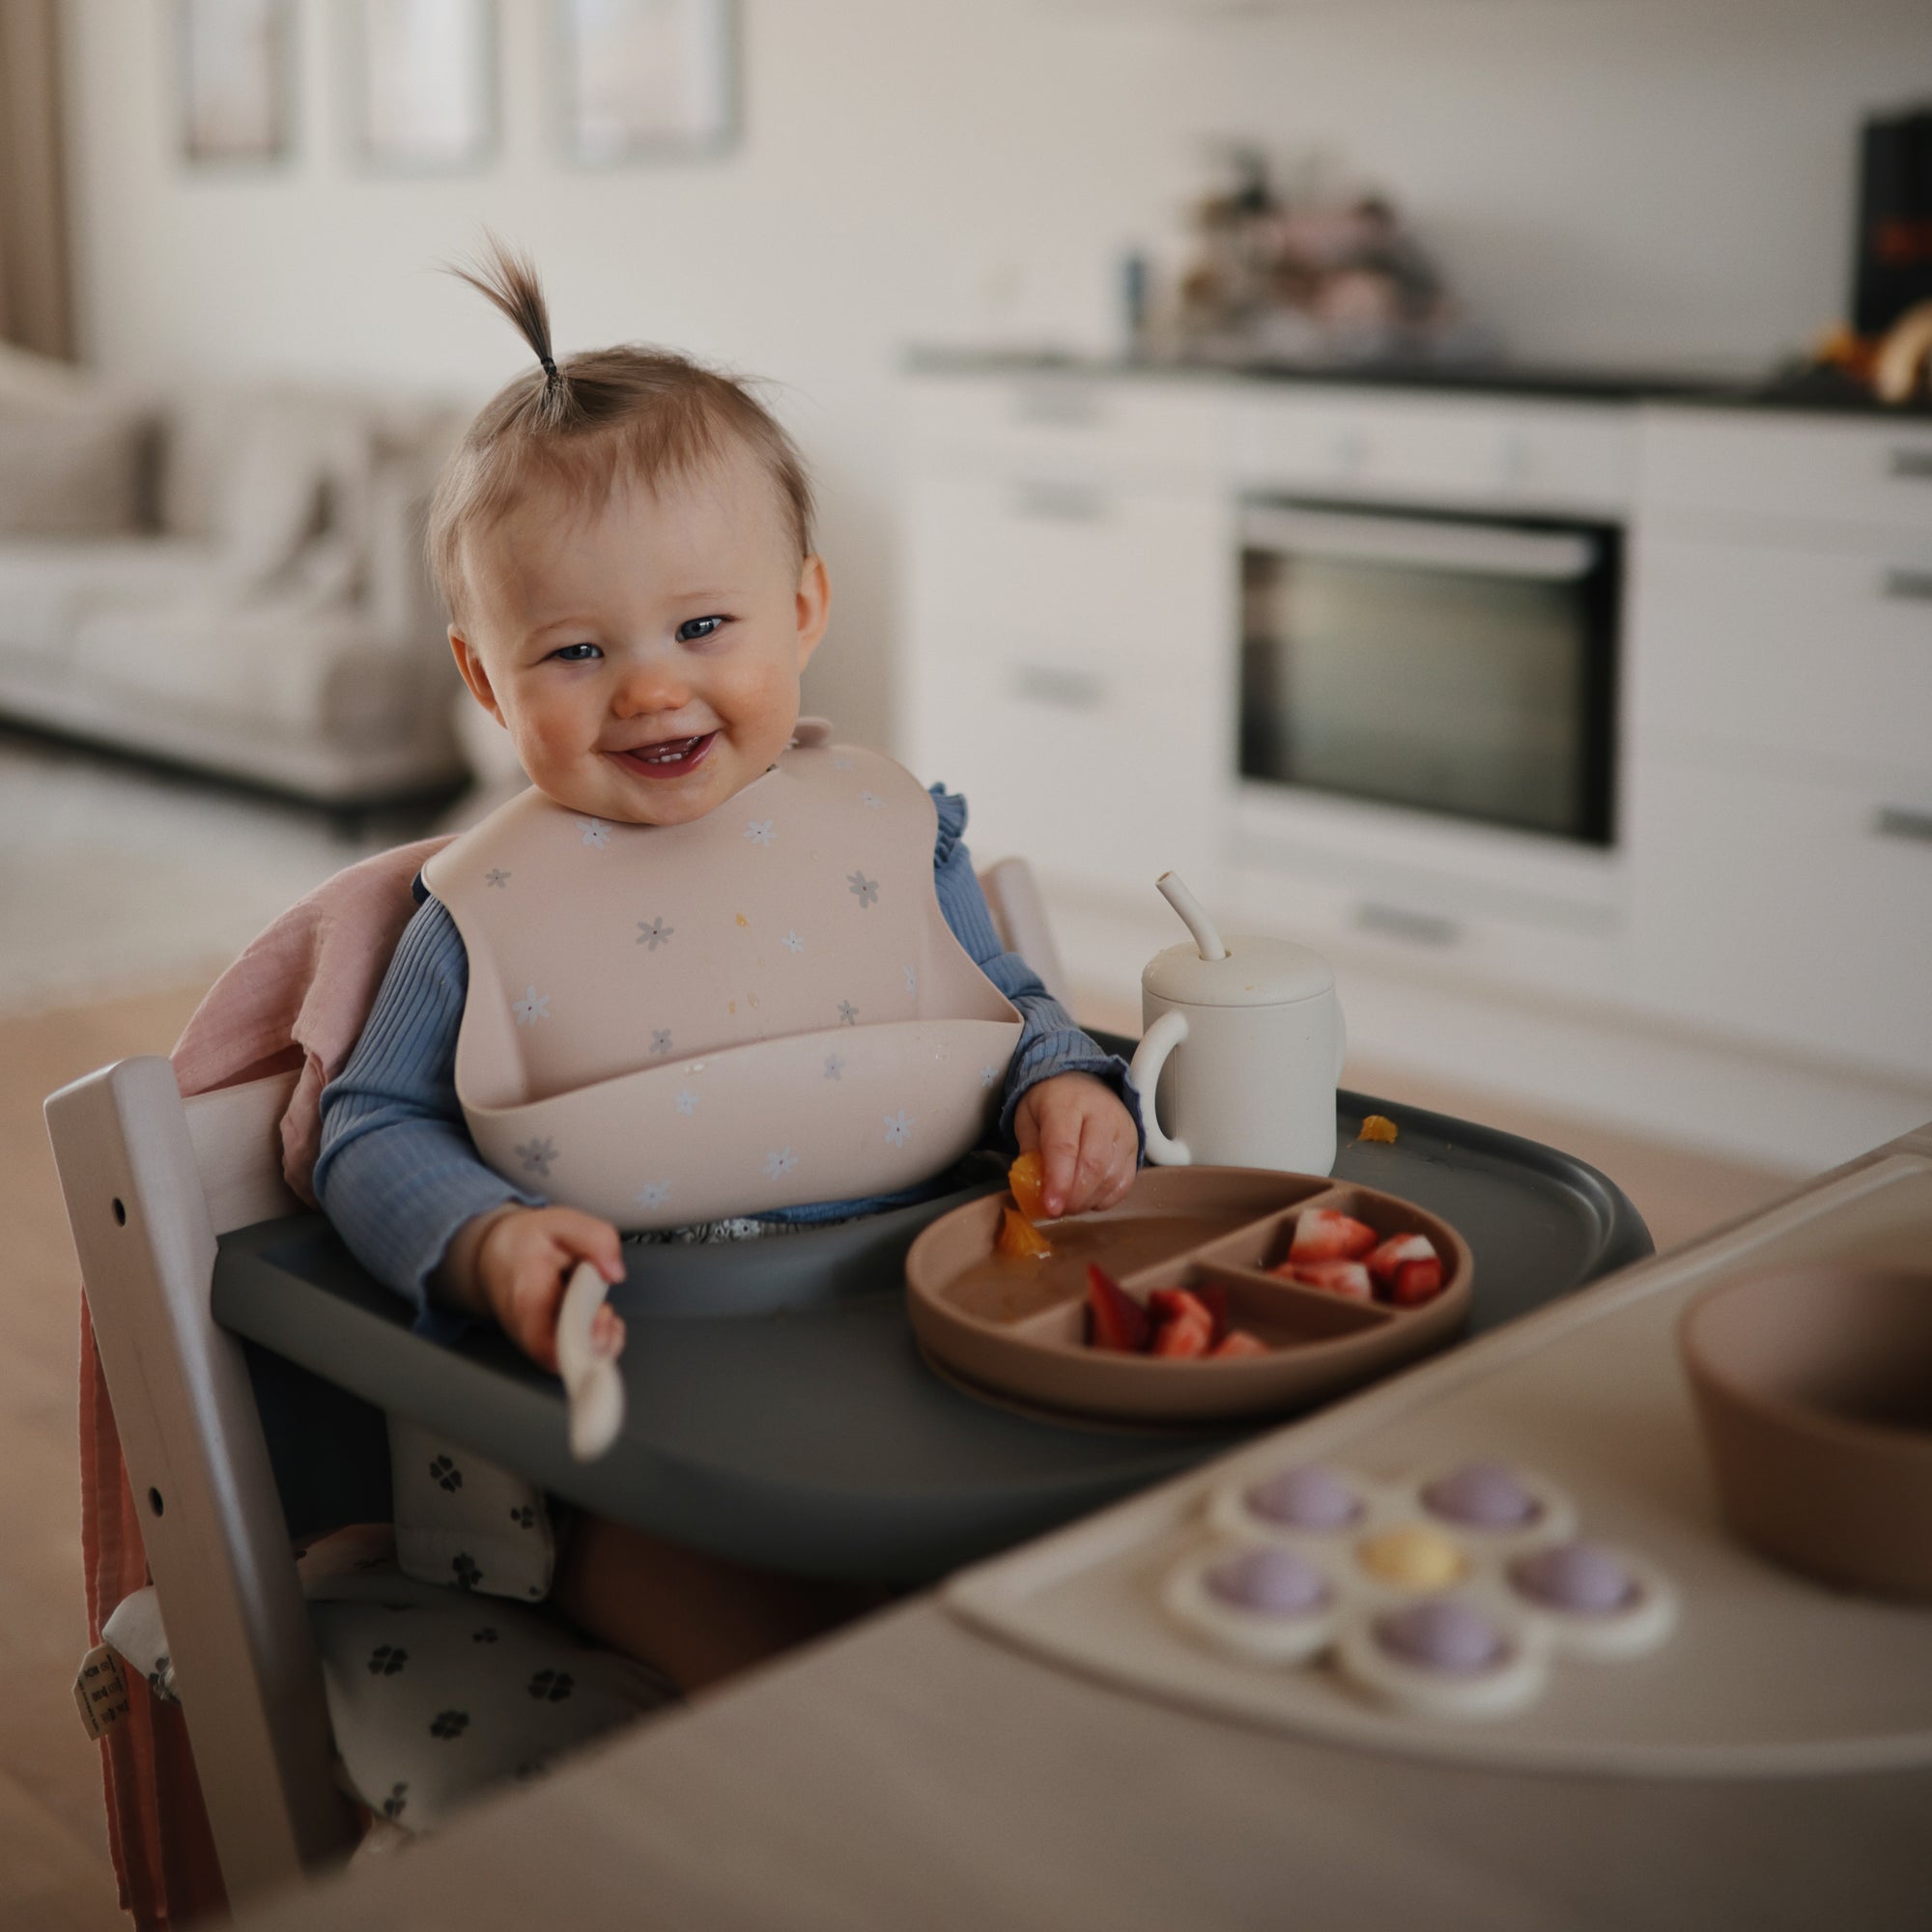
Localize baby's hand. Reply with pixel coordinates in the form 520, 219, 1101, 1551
1011, 1071, 1139, 1219
462, 1207, 627, 1374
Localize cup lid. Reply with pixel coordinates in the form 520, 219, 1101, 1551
1142, 934, 1335, 1009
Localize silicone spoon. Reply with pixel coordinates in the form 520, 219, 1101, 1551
556, 1260, 626, 1462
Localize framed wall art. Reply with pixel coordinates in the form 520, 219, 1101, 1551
557, 0, 738, 165
347, 0, 498, 173
177, 0, 296, 165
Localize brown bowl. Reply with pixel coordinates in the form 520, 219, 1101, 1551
1679, 1265, 1932, 1601
904, 1166, 1472, 1425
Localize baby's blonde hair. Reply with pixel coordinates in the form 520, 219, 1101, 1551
427, 236, 815, 622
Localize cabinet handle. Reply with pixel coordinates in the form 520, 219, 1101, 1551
1011, 385, 1103, 431
1888, 448, 1932, 481
1010, 481, 1109, 524
1881, 568, 1932, 602
1354, 901, 1461, 947
1009, 664, 1106, 711
1873, 806, 1932, 844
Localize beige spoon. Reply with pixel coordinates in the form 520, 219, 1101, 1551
557, 1260, 626, 1462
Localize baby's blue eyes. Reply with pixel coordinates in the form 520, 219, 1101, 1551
546, 617, 725, 661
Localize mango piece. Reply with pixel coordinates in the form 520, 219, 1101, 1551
996, 1206, 1053, 1261
1008, 1149, 1048, 1223
1357, 1114, 1399, 1144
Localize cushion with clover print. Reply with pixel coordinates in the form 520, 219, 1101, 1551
386, 1413, 557, 1604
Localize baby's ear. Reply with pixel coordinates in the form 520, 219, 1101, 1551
449, 628, 506, 724
795, 554, 831, 668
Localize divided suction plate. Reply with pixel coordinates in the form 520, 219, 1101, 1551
905, 1167, 1472, 1425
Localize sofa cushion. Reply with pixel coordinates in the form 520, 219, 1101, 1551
70, 592, 424, 747
0, 346, 157, 539
0, 536, 231, 664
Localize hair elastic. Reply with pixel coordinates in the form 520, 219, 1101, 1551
540, 354, 558, 379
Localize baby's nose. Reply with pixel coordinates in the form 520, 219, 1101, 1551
611, 656, 691, 716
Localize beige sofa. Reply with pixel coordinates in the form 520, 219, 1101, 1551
0, 344, 470, 806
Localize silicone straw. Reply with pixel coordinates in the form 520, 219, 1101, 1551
1156, 870, 1228, 961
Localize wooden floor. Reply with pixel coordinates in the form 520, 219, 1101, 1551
0, 978, 1797, 1932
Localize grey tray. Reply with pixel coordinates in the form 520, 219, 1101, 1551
213, 1072, 1649, 1585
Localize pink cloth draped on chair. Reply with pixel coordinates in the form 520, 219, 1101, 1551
77, 837, 450, 1927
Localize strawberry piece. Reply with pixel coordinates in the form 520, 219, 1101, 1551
1147, 1287, 1211, 1328
1289, 1210, 1378, 1264
996, 1207, 1052, 1261
1391, 1257, 1445, 1307
1209, 1329, 1268, 1358
1292, 1259, 1373, 1301
1086, 1264, 1151, 1352
1193, 1280, 1230, 1345
1366, 1233, 1438, 1292
1151, 1308, 1213, 1358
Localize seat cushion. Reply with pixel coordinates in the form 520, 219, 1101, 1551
100, 1530, 676, 1837
0, 536, 230, 664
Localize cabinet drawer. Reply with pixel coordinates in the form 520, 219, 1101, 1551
1630, 756, 1932, 1080
904, 374, 1223, 478
1232, 390, 1634, 517
906, 623, 1230, 897
1628, 533, 1932, 776
906, 472, 1232, 670
1640, 408, 1932, 538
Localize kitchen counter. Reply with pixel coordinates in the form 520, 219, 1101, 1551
904, 345, 1932, 416
239, 1121, 1932, 1932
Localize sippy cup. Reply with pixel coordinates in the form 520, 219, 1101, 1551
1128, 873, 1347, 1176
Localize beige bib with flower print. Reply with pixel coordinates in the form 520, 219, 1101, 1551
422, 722, 1023, 1231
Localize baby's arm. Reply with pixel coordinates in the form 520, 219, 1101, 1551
315, 895, 623, 1368
929, 787, 1143, 1216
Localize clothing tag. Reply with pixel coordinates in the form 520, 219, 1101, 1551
74, 1643, 130, 1742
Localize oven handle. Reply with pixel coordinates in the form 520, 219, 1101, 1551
1240, 503, 1599, 582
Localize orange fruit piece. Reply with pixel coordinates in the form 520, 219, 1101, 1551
1008, 1149, 1048, 1222
996, 1206, 1053, 1261
1357, 1115, 1399, 1144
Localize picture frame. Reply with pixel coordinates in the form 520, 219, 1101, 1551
556, 0, 738, 166
177, 0, 296, 166
347, 0, 497, 174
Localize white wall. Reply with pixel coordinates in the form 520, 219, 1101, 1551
62, 1, 1932, 747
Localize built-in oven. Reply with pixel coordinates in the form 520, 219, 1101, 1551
1236, 499, 1621, 849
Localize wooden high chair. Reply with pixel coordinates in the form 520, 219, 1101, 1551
43, 859, 1075, 1911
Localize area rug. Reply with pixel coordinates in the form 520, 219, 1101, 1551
0, 734, 410, 1015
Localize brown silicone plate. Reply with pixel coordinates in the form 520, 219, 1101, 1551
904, 1166, 1473, 1424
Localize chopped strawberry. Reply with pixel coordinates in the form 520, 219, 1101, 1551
1151, 1308, 1213, 1358
1087, 1264, 1151, 1352
1391, 1257, 1445, 1307
1192, 1280, 1230, 1345
1366, 1233, 1438, 1293
1291, 1259, 1373, 1301
1148, 1287, 1212, 1328
1209, 1329, 1268, 1358
1289, 1210, 1378, 1264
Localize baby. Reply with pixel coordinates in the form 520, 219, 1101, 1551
315, 241, 1142, 1690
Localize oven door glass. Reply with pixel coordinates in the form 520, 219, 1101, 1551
1238, 503, 1618, 844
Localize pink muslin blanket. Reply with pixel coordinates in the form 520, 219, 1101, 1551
79, 836, 449, 1926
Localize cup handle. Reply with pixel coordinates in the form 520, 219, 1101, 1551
1128, 1009, 1192, 1166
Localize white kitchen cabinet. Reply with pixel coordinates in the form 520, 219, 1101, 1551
900, 391, 1235, 897
1626, 407, 1932, 1081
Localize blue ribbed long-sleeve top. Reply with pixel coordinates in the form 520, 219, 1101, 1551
315, 786, 1141, 1334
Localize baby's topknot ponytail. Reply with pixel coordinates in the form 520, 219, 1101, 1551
428, 235, 816, 622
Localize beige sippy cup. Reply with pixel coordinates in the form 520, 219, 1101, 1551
1128, 872, 1347, 1176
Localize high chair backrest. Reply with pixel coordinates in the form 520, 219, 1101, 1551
46, 1057, 361, 1906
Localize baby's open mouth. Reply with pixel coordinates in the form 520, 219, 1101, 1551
611, 732, 716, 778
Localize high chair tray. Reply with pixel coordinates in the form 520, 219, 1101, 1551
210, 1086, 1648, 1585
